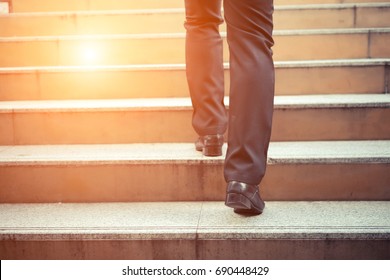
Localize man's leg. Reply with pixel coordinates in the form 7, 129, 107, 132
224, 0, 275, 213
184, 0, 227, 141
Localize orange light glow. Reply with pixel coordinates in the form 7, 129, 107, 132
80, 43, 102, 64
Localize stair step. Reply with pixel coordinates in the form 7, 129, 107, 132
1, 3, 389, 36
276, 3, 390, 30
0, 141, 389, 202
0, 201, 389, 259
10, 0, 184, 12
0, 59, 388, 100
0, 94, 389, 145
8, 0, 387, 12
1, 28, 389, 67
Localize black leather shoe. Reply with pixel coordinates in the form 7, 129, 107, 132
195, 134, 224, 156
225, 181, 265, 215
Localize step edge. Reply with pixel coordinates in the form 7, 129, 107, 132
277, 2, 390, 11
1, 94, 389, 113
2, 2, 389, 18
2, 28, 390, 42
0, 8, 186, 18
0, 59, 389, 73
1, 230, 389, 241
1, 201, 389, 240
0, 141, 389, 165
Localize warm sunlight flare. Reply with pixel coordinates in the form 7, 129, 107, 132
80, 43, 101, 64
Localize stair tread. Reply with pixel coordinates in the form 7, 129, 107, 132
278, 2, 390, 10
0, 58, 388, 73
2, 2, 389, 17
0, 141, 389, 165
0, 94, 389, 112
1, 27, 389, 41
0, 201, 389, 240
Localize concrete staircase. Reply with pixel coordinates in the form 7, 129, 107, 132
0, 0, 389, 259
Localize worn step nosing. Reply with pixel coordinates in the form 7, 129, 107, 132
0, 59, 388, 73
0, 8, 186, 18
0, 95, 389, 113
2, 3, 389, 18
2, 28, 389, 42
278, 3, 390, 10
0, 141, 389, 165
2, 230, 389, 241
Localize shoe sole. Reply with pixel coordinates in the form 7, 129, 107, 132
225, 193, 263, 215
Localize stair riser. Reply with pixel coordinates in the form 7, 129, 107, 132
371, 31, 390, 58
1, 239, 389, 260
0, 240, 195, 260
1, 32, 389, 67
198, 240, 390, 260
1, 6, 389, 36
0, 64, 387, 100
1, 163, 388, 202
1, 107, 389, 145
276, 6, 390, 30
9, 0, 385, 12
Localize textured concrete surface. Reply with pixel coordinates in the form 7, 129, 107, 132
274, 94, 390, 108
198, 201, 390, 239
0, 141, 389, 165
0, 201, 389, 240
268, 141, 390, 164
0, 202, 200, 240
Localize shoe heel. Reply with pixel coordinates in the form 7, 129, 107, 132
225, 193, 251, 210
203, 145, 222, 157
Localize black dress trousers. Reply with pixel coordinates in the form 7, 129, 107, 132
185, 0, 275, 186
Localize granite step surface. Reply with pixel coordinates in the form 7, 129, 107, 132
0, 201, 389, 259
0, 141, 389, 202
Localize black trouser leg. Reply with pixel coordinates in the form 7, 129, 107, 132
223, 0, 275, 185
184, 0, 228, 136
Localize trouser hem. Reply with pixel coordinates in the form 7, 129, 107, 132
224, 173, 265, 186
